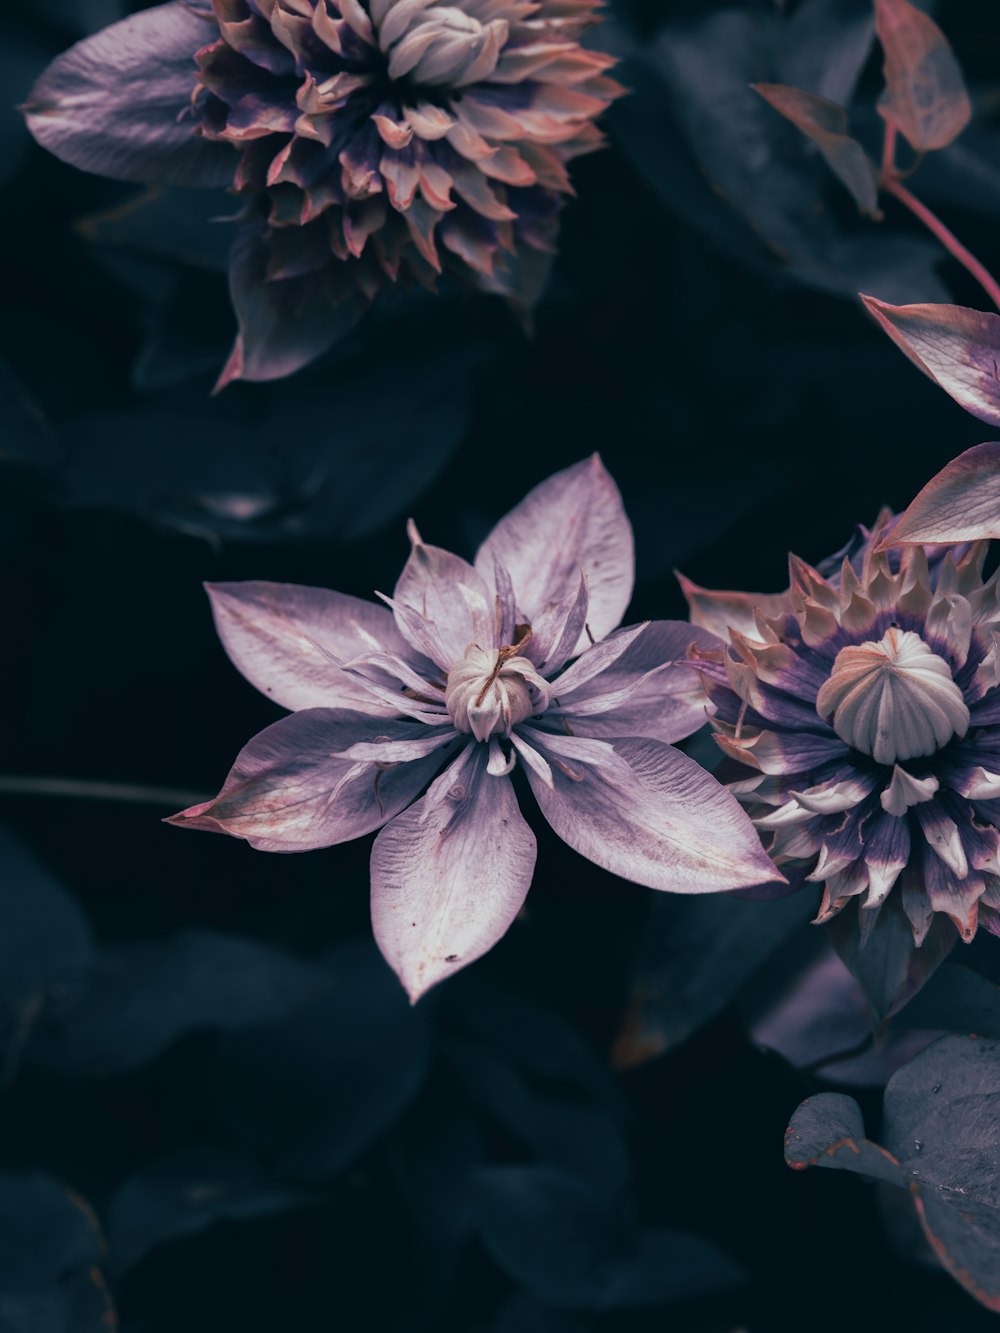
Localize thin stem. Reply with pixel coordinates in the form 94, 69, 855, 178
879, 120, 1000, 311
0, 776, 208, 807
883, 176, 1000, 311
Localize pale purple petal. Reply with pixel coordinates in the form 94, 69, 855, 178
527, 574, 589, 676
524, 736, 782, 893
167, 710, 456, 851
23, 2, 236, 188
547, 623, 649, 696
206, 581, 422, 715
475, 454, 634, 655
370, 748, 536, 1001
861, 297, 1000, 429
393, 525, 495, 668
551, 622, 721, 744
677, 573, 790, 640
878, 443, 1000, 546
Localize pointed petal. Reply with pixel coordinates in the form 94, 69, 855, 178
677, 573, 791, 641
392, 529, 495, 668
23, 2, 236, 188
552, 621, 721, 744
370, 749, 535, 1001
206, 581, 421, 714
167, 710, 453, 850
525, 736, 781, 893
879, 442, 1000, 546
861, 298, 1000, 431
475, 455, 633, 655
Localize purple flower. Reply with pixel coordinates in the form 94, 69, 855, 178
23, 0, 622, 386
683, 516, 1000, 948
169, 456, 778, 1000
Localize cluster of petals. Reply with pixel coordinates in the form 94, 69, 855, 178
683, 514, 1000, 946
24, 0, 621, 384
169, 456, 777, 999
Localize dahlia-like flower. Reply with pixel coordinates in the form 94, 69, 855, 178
682, 515, 1000, 947
24, 0, 621, 385
169, 456, 777, 999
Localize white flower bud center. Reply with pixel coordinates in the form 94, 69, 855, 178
445, 643, 550, 743
381, 0, 506, 85
816, 627, 969, 765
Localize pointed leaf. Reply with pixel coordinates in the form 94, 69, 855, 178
861, 296, 1000, 429
754, 84, 879, 216
875, 0, 971, 151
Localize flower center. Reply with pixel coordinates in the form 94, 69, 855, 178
379, 0, 507, 86
445, 632, 550, 743
815, 627, 969, 765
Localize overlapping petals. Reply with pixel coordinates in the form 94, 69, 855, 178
24, 0, 623, 383
685, 515, 1000, 950
171, 455, 778, 999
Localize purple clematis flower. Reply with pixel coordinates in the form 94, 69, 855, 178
169, 456, 778, 1000
683, 513, 1000, 948
23, 0, 621, 386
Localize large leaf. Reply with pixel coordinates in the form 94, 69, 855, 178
613, 889, 817, 1065
0, 1173, 114, 1331
107, 1147, 309, 1274
785, 1035, 1000, 1311
214, 941, 428, 1180
29, 930, 326, 1075
474, 1165, 742, 1311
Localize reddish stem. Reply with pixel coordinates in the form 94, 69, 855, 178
879, 121, 1000, 312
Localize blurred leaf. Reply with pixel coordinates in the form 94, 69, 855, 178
861, 296, 1000, 429
613, 889, 816, 1065
474, 1165, 742, 1311
0, 1173, 114, 1332
0, 361, 62, 466
107, 1147, 309, 1275
29, 930, 327, 1075
443, 1039, 630, 1193
875, 0, 971, 152
77, 186, 236, 271
825, 895, 955, 1023
893, 961, 1000, 1036
785, 1035, 1000, 1312
56, 355, 473, 541
215, 941, 428, 1180
612, 2, 947, 303
753, 84, 879, 217
492, 1295, 587, 1333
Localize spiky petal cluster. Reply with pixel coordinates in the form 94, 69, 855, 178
23, 0, 621, 384
167, 456, 778, 1001
683, 516, 1000, 946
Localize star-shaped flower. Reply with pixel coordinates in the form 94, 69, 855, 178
170, 456, 778, 998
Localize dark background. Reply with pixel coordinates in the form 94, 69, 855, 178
1, 0, 999, 1328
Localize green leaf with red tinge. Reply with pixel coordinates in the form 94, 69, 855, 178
753, 83, 879, 217
875, 0, 971, 151
785, 1036, 1000, 1313
862, 296, 1000, 430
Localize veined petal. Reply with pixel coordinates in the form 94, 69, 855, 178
677, 573, 791, 641
878, 442, 1000, 547
475, 454, 633, 656
553, 622, 722, 744
370, 748, 535, 1001
167, 710, 454, 851
24, 2, 236, 188
206, 581, 422, 714
393, 524, 495, 668
547, 622, 648, 696
525, 736, 781, 893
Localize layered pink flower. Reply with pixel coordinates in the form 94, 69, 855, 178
169, 456, 778, 999
24, 0, 622, 383
684, 516, 1000, 947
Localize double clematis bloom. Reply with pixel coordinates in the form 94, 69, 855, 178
24, 0, 621, 385
170, 456, 778, 999
683, 514, 1000, 948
